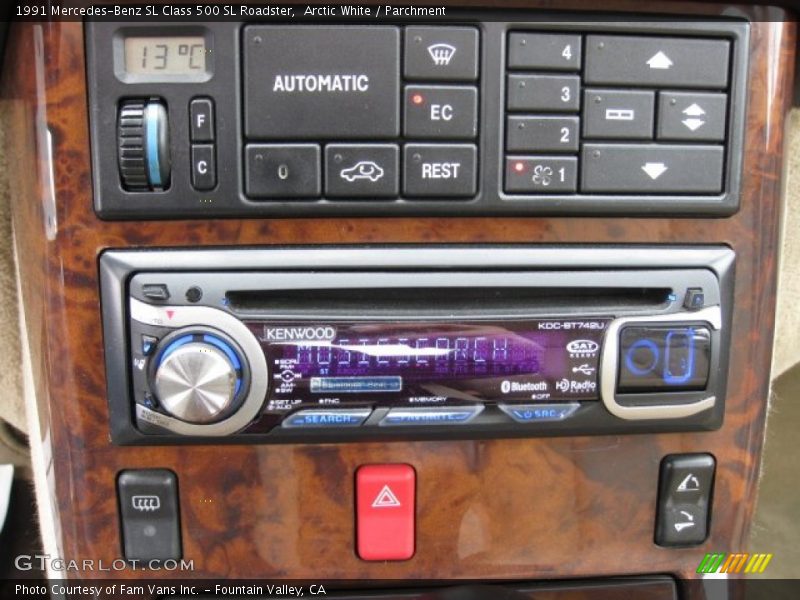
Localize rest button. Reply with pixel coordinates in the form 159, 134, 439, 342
404, 144, 477, 197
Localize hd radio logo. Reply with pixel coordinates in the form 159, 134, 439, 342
696, 552, 773, 574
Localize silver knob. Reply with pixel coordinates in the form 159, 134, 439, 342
154, 342, 238, 424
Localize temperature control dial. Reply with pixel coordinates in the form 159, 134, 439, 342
152, 331, 246, 424
117, 99, 171, 191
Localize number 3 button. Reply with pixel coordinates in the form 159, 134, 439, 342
507, 74, 580, 112
505, 157, 578, 193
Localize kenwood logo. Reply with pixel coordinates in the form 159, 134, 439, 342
265, 326, 336, 342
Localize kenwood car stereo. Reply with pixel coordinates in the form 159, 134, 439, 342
100, 246, 734, 445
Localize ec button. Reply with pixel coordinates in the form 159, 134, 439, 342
404, 86, 478, 139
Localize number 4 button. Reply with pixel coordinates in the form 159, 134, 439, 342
508, 33, 582, 71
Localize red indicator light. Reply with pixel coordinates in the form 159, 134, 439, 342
412, 94, 424, 105
514, 161, 525, 173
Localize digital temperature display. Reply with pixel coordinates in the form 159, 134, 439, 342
247, 319, 611, 411
124, 36, 207, 75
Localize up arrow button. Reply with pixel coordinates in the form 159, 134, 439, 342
585, 35, 730, 88
647, 51, 673, 70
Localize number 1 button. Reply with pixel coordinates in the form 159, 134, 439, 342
505, 157, 578, 193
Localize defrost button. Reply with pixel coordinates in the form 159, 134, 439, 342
404, 27, 479, 81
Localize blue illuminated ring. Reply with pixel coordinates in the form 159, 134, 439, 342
157, 332, 244, 396
624, 339, 660, 376
663, 329, 696, 385
157, 334, 193, 364
145, 103, 162, 187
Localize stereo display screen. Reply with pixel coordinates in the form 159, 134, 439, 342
246, 319, 611, 410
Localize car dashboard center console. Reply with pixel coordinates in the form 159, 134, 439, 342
2, 0, 795, 594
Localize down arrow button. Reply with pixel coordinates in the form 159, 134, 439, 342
581, 144, 724, 193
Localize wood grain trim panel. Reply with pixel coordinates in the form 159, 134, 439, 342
1, 2, 794, 587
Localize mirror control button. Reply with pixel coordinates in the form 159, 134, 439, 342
656, 454, 715, 546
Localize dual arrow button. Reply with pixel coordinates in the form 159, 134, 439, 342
658, 92, 728, 142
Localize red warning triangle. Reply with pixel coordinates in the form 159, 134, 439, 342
165, 310, 175, 320
371, 485, 401, 508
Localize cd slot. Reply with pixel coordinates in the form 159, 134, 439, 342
226, 286, 671, 317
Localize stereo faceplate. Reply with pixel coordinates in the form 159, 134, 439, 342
100, 246, 734, 445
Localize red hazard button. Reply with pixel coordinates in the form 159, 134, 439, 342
356, 464, 416, 561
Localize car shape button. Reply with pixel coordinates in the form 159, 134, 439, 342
325, 145, 399, 198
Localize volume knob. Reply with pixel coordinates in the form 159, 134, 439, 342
153, 335, 243, 424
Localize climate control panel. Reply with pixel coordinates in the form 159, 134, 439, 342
87, 17, 748, 219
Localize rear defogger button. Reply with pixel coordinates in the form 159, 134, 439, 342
243, 26, 400, 139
